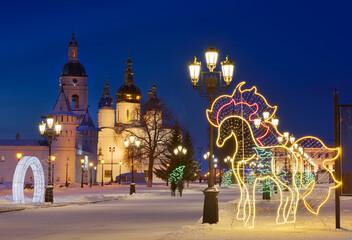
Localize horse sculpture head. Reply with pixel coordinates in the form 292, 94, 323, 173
217, 116, 257, 163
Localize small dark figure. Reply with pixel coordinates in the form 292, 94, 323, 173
171, 181, 177, 197
177, 180, 184, 197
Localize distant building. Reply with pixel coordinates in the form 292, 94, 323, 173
274, 147, 336, 174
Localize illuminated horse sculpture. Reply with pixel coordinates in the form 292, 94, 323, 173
208, 81, 341, 228
217, 115, 300, 227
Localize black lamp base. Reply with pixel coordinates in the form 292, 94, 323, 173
202, 186, 219, 224
45, 185, 54, 203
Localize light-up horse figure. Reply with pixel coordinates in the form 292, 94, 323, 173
209, 81, 341, 228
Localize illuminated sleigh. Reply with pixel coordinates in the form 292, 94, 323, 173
207, 82, 341, 227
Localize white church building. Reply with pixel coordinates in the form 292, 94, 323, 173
97, 57, 164, 184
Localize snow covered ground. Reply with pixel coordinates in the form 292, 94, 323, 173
0, 183, 350, 239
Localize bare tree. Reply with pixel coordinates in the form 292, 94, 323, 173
118, 98, 174, 187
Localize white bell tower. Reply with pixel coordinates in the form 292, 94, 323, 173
59, 33, 88, 116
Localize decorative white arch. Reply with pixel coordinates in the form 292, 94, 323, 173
12, 156, 45, 204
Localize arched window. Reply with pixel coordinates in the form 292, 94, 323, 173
72, 95, 79, 108
72, 50, 76, 58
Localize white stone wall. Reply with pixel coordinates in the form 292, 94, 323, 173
0, 146, 48, 183
98, 108, 115, 128
116, 102, 140, 124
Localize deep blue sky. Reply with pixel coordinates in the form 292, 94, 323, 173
0, 0, 351, 158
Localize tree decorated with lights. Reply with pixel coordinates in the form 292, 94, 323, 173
155, 121, 200, 185
303, 170, 315, 185
221, 169, 232, 186
168, 166, 185, 184
247, 171, 255, 184
252, 147, 273, 199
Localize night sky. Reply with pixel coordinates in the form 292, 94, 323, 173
0, 0, 351, 161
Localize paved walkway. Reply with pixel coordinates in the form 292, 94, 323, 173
0, 186, 234, 240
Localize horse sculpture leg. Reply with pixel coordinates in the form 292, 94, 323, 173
236, 184, 246, 220
246, 178, 259, 228
285, 173, 299, 223
234, 169, 248, 221
271, 176, 286, 224
286, 189, 299, 223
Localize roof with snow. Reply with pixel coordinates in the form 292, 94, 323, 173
77, 111, 99, 131
51, 88, 80, 117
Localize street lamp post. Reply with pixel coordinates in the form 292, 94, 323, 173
119, 161, 122, 185
204, 152, 215, 184
65, 162, 69, 187
174, 145, 187, 186
98, 148, 104, 186
174, 145, 187, 165
89, 162, 93, 188
39, 115, 62, 203
80, 158, 85, 188
278, 131, 295, 182
101, 160, 104, 186
124, 136, 141, 195
166, 163, 170, 186
188, 44, 234, 224
51, 155, 56, 186
94, 166, 97, 184
109, 147, 115, 183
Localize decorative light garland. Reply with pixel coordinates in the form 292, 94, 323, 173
221, 169, 232, 186
168, 165, 185, 184
12, 156, 45, 204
